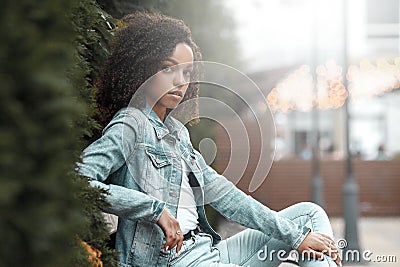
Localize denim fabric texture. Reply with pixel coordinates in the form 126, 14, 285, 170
77, 104, 311, 267
165, 202, 337, 267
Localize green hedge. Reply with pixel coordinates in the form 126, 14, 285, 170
0, 0, 117, 266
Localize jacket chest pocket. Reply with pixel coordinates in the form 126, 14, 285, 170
147, 149, 171, 168
144, 148, 173, 199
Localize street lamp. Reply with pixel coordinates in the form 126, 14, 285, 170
310, 0, 323, 207
311, 92, 323, 206
342, 0, 362, 263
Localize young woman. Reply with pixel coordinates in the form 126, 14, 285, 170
77, 12, 341, 267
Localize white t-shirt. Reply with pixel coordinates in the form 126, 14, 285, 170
176, 158, 199, 234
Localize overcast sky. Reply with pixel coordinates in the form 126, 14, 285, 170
226, 0, 367, 72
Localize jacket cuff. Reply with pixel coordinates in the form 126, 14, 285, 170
150, 200, 166, 224
292, 226, 311, 249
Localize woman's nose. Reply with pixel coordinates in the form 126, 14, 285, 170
173, 70, 187, 86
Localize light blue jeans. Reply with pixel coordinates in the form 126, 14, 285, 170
167, 202, 337, 267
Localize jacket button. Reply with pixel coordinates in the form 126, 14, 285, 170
155, 155, 161, 164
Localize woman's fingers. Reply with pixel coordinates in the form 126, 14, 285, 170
327, 242, 342, 267
320, 234, 342, 266
298, 232, 342, 266
324, 245, 341, 263
318, 235, 341, 267
162, 227, 183, 251
320, 233, 339, 252
157, 209, 183, 252
176, 234, 184, 254
328, 250, 342, 267
333, 253, 342, 267
320, 233, 335, 243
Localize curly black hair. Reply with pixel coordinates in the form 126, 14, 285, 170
96, 12, 202, 128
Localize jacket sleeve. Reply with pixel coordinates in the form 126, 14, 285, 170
76, 113, 165, 223
192, 147, 310, 250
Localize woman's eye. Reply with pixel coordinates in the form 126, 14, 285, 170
184, 70, 192, 78
162, 66, 173, 73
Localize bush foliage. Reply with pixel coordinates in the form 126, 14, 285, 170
0, 0, 117, 266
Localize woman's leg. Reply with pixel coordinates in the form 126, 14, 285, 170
215, 202, 338, 267
216, 227, 287, 267
279, 202, 337, 267
167, 233, 240, 267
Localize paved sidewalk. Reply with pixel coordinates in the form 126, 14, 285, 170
217, 217, 400, 267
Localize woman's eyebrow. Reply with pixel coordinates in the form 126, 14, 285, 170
164, 58, 179, 65
164, 58, 193, 68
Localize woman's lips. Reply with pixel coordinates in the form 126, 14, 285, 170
167, 90, 183, 98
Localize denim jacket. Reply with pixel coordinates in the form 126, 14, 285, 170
77, 104, 310, 267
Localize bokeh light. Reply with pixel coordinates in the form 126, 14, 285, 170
267, 60, 348, 112
347, 58, 400, 101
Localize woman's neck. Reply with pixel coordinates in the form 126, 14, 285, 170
153, 105, 166, 122
146, 98, 166, 122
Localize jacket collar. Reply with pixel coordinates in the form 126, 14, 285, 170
140, 103, 182, 140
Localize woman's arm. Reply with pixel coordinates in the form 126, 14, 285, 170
195, 148, 341, 265
196, 152, 341, 266
199, 157, 310, 249
76, 113, 165, 223
176, 122, 309, 249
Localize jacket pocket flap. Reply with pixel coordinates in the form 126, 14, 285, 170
145, 149, 171, 168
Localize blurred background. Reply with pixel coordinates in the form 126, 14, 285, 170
212, 0, 400, 217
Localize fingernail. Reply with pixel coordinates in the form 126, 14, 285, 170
165, 246, 169, 251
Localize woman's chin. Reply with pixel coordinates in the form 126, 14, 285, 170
165, 100, 183, 110
167, 103, 180, 110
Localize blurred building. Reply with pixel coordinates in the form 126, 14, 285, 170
242, 0, 400, 161
351, 0, 400, 159
211, 0, 400, 216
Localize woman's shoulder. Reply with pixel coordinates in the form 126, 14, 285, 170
167, 116, 192, 142
103, 107, 147, 133
114, 106, 146, 120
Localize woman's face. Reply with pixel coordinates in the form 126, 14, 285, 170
145, 42, 194, 113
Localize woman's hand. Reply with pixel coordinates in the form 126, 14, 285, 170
297, 231, 342, 267
156, 208, 183, 254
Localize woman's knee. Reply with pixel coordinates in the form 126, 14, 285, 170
292, 202, 331, 227
296, 202, 333, 236
280, 201, 331, 227
295, 201, 328, 218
